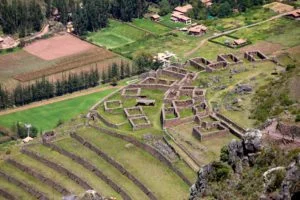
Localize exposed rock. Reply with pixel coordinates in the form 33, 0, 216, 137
279, 154, 300, 200
234, 84, 253, 94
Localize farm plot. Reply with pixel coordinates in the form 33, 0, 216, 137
24, 34, 94, 60
131, 18, 172, 35
158, 14, 186, 29
14, 47, 119, 82
88, 20, 148, 49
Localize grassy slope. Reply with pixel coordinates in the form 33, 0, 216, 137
77, 127, 190, 200
27, 144, 121, 199
131, 18, 171, 35
55, 137, 148, 200
0, 88, 116, 131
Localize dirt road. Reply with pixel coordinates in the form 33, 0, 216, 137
0, 85, 120, 116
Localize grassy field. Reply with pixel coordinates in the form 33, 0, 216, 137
0, 88, 116, 131
231, 18, 300, 47
87, 20, 148, 49
77, 127, 190, 200
131, 18, 171, 35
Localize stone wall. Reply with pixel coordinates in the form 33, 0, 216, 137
21, 148, 93, 190
128, 84, 170, 91
0, 188, 16, 200
70, 133, 158, 200
215, 113, 245, 138
193, 124, 229, 141
7, 159, 70, 196
42, 142, 132, 200
0, 170, 49, 200
90, 125, 192, 186
244, 51, 268, 62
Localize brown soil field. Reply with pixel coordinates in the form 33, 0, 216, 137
14, 47, 119, 82
240, 41, 283, 55
264, 2, 294, 14
24, 33, 95, 60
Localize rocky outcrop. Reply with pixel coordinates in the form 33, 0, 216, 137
189, 129, 263, 199
279, 154, 300, 200
277, 122, 300, 141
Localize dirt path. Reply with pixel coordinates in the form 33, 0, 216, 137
184, 11, 291, 58
0, 85, 120, 116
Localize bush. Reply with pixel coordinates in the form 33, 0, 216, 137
295, 115, 300, 122
220, 145, 229, 162
209, 161, 231, 182
14, 122, 38, 139
56, 119, 64, 127
286, 64, 296, 71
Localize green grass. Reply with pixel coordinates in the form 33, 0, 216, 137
0, 88, 116, 131
231, 18, 300, 47
28, 144, 121, 199
87, 20, 148, 49
131, 18, 171, 35
0, 47, 21, 55
0, 175, 35, 200
159, 14, 186, 29
179, 108, 194, 118
14, 154, 85, 195
55, 137, 148, 200
77, 127, 190, 200
0, 161, 62, 199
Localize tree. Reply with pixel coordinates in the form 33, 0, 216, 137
15, 122, 38, 138
159, 0, 171, 16
218, 2, 232, 18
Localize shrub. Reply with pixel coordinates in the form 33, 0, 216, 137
295, 115, 300, 122
220, 145, 229, 162
5, 150, 11, 155
14, 122, 38, 139
56, 119, 64, 127
286, 64, 295, 71
267, 170, 285, 192
209, 161, 231, 182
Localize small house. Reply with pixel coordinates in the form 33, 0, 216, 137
151, 14, 161, 22
171, 11, 191, 24
174, 4, 193, 14
286, 9, 300, 20
233, 39, 247, 46
188, 25, 208, 36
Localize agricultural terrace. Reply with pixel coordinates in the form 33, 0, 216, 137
87, 20, 148, 49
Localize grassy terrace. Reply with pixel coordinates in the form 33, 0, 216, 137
87, 20, 148, 49
0, 161, 62, 199
27, 144, 121, 199
55, 137, 148, 200
0, 176, 34, 200
13, 154, 85, 195
0, 88, 116, 131
131, 18, 172, 35
77, 127, 190, 200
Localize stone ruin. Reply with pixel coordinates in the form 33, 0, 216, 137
42, 131, 56, 143
129, 116, 152, 131
189, 57, 212, 71
192, 115, 229, 141
217, 54, 242, 65
124, 106, 145, 119
244, 51, 268, 62
104, 100, 122, 113
121, 88, 141, 98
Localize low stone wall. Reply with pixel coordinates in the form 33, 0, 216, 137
277, 122, 300, 140
215, 113, 245, 138
90, 125, 192, 186
0, 188, 17, 200
206, 61, 228, 72
0, 171, 49, 200
192, 124, 228, 141
70, 133, 157, 200
7, 159, 70, 196
94, 111, 120, 129
128, 84, 170, 91
21, 148, 93, 190
244, 51, 268, 62
189, 57, 211, 71
104, 100, 123, 113
173, 99, 194, 108
161, 69, 186, 80
129, 116, 152, 131
163, 115, 195, 128
217, 54, 242, 65
42, 142, 132, 200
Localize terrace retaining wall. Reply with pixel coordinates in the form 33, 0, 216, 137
42, 142, 132, 200
0, 188, 16, 200
21, 148, 93, 190
70, 133, 157, 200
215, 113, 245, 138
7, 159, 70, 196
128, 84, 170, 91
0, 171, 49, 200
90, 125, 192, 186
